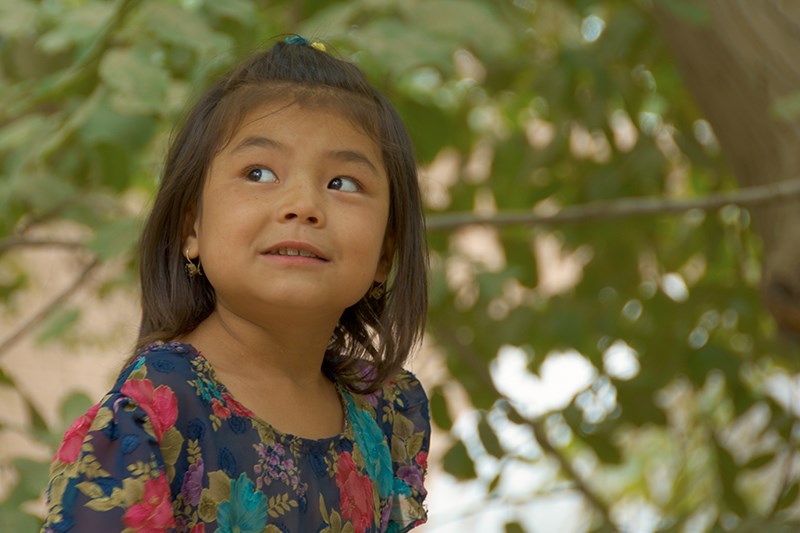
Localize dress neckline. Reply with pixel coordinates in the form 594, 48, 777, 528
143, 341, 353, 446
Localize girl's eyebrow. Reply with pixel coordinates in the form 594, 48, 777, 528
230, 135, 284, 153
231, 135, 380, 176
327, 150, 380, 175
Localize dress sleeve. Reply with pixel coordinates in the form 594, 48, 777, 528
386, 370, 431, 533
42, 372, 180, 532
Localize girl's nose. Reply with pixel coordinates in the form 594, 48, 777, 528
278, 181, 324, 226
282, 210, 320, 224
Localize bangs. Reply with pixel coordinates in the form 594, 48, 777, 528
210, 84, 383, 156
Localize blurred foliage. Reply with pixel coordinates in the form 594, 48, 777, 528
1, 0, 799, 531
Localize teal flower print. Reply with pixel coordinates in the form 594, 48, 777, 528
217, 472, 268, 533
345, 394, 393, 499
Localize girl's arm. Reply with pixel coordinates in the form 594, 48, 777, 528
42, 384, 177, 532
386, 370, 431, 532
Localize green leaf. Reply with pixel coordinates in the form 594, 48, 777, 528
37, 4, 115, 54
0, 367, 14, 386
443, 440, 476, 480
500, 228, 537, 287
36, 308, 81, 345
298, 2, 363, 38
0, 500, 42, 532
614, 378, 668, 426
505, 521, 526, 533
477, 412, 504, 458
135, 3, 229, 54
405, 0, 514, 60
429, 386, 453, 431
0, 0, 37, 38
583, 431, 622, 465
0, 270, 28, 303
771, 91, 800, 121
743, 452, 775, 470
713, 437, 747, 516
87, 216, 141, 260
0, 114, 48, 154
99, 48, 171, 115
6, 458, 51, 506
204, 0, 258, 25
775, 481, 800, 513
79, 95, 158, 148
60, 391, 94, 429
352, 20, 455, 74
655, 0, 710, 25
487, 471, 502, 494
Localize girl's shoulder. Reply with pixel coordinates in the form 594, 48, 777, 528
380, 367, 428, 409
112, 341, 208, 393
348, 361, 429, 418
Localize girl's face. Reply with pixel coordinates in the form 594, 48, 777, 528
186, 100, 392, 325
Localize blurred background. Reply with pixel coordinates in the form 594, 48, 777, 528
2, 0, 800, 531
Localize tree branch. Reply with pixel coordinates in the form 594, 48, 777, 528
434, 326, 620, 532
426, 178, 800, 231
0, 258, 100, 357
0, 237, 87, 255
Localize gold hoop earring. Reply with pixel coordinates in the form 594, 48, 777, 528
184, 248, 203, 278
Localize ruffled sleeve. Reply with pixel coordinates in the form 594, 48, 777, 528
41, 357, 182, 532
383, 370, 430, 532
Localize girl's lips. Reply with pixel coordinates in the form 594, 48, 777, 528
261, 242, 329, 261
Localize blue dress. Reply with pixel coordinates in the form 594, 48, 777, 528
41, 342, 430, 533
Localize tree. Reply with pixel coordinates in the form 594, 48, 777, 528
653, 0, 800, 335
1, 0, 798, 531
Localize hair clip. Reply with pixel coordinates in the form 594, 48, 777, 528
285, 35, 327, 52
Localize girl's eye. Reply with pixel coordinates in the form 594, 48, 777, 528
328, 176, 360, 192
245, 166, 278, 183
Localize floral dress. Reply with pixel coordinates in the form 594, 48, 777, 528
41, 342, 429, 533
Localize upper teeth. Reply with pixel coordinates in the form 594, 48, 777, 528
271, 247, 319, 258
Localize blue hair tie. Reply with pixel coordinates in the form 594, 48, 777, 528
285, 35, 309, 46
285, 35, 327, 52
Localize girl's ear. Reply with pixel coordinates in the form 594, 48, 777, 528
183, 205, 201, 258
374, 233, 395, 283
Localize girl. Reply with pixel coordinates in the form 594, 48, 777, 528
42, 36, 430, 533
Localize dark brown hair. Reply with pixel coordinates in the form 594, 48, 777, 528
135, 39, 427, 392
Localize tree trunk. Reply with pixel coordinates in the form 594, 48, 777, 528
654, 0, 800, 333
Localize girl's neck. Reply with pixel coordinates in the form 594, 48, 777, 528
178, 307, 346, 439
180, 306, 337, 387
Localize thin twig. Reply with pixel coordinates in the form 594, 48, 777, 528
527, 413, 619, 529
426, 178, 800, 231
0, 258, 100, 357
0, 237, 87, 255
435, 326, 621, 532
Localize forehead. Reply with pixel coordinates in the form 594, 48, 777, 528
216, 85, 382, 152
233, 100, 377, 148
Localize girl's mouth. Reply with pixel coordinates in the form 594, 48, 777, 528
265, 247, 323, 259
261, 242, 329, 261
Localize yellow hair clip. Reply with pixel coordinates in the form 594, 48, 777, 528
311, 42, 327, 52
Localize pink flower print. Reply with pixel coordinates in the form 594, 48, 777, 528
335, 452, 374, 533
121, 379, 178, 443
221, 392, 255, 418
415, 451, 428, 470
55, 402, 101, 464
211, 398, 231, 420
122, 472, 176, 532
